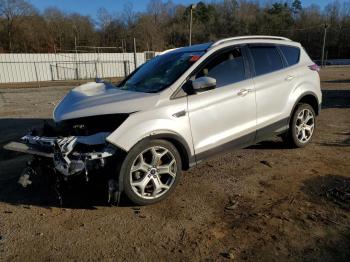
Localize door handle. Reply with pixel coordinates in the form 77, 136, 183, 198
285, 75, 295, 81
237, 89, 252, 96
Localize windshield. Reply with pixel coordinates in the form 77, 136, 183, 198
118, 51, 204, 93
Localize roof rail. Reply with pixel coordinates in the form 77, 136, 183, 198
159, 47, 180, 55
211, 35, 291, 47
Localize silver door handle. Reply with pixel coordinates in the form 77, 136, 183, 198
285, 75, 295, 81
237, 89, 252, 96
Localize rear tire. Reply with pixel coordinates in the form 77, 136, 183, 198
283, 103, 316, 148
120, 139, 182, 205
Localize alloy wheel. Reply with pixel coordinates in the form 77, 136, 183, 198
295, 108, 314, 143
129, 146, 177, 199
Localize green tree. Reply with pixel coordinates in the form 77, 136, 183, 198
292, 0, 302, 15
262, 2, 294, 36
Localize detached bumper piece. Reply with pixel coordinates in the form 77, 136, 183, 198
4, 141, 53, 158
18, 133, 116, 178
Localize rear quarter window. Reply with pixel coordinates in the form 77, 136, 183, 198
279, 45, 300, 66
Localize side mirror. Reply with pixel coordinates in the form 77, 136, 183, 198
192, 76, 216, 92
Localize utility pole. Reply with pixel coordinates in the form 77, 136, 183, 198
189, 4, 196, 46
133, 38, 137, 70
75, 36, 79, 79
321, 23, 328, 68
54, 44, 59, 80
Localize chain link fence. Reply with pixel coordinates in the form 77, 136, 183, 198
0, 51, 157, 88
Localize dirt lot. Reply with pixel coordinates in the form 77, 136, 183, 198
0, 67, 349, 261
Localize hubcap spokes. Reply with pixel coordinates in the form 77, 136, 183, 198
130, 146, 176, 199
295, 109, 314, 143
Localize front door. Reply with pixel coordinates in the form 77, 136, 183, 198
187, 46, 256, 160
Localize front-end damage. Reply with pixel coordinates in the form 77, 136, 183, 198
3, 81, 159, 205
4, 118, 127, 205
22, 132, 115, 178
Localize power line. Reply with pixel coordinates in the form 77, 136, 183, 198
273, 24, 324, 32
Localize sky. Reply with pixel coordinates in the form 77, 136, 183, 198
27, 0, 342, 18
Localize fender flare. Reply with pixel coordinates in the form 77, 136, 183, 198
290, 91, 320, 119
141, 132, 195, 168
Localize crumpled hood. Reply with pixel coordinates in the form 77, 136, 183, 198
53, 82, 159, 122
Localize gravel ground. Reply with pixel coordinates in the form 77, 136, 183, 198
0, 67, 349, 261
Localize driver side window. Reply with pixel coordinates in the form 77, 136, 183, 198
196, 47, 246, 88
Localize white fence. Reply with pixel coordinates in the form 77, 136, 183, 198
0, 52, 152, 84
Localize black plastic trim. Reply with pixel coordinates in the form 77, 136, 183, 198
57, 113, 130, 136
291, 91, 320, 116
255, 117, 289, 142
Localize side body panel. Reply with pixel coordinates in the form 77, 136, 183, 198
187, 79, 256, 156
252, 68, 290, 131
250, 44, 321, 138
106, 96, 195, 157
282, 46, 322, 118
284, 67, 321, 115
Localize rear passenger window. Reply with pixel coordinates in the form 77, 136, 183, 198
249, 46, 284, 76
279, 45, 300, 66
196, 47, 245, 87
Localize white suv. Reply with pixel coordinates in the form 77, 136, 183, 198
5, 36, 322, 205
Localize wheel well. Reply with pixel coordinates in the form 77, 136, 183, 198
297, 94, 319, 115
138, 134, 192, 171
161, 137, 190, 171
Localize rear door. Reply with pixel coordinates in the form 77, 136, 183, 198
247, 44, 290, 139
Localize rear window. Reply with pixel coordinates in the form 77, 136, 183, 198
249, 46, 284, 76
279, 45, 300, 66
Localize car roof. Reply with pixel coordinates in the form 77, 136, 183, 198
161, 36, 297, 55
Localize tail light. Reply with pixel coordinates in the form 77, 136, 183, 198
308, 64, 320, 72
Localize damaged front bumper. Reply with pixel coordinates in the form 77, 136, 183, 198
4, 132, 116, 178
3, 120, 125, 205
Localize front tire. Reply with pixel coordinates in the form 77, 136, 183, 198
283, 103, 316, 148
120, 139, 182, 205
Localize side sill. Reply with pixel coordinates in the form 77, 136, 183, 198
193, 117, 289, 165
255, 117, 289, 142
195, 131, 255, 163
